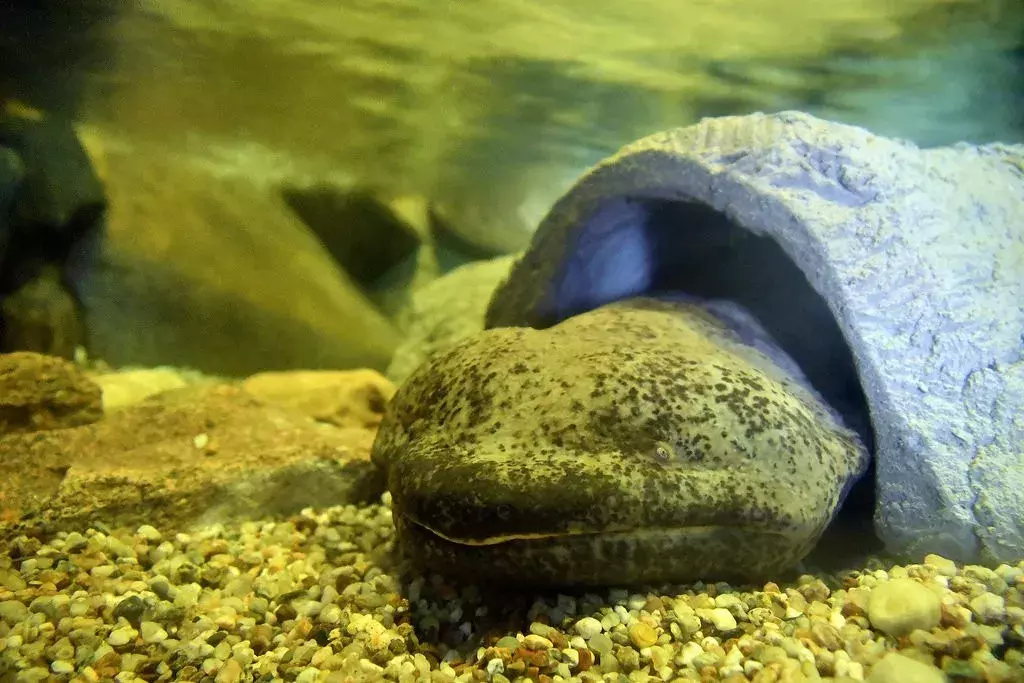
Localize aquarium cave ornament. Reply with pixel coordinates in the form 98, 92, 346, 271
372, 111, 1024, 586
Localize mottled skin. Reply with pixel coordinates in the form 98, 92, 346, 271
372, 297, 869, 586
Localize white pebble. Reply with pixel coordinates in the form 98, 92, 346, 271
139, 621, 167, 643
107, 625, 137, 646
866, 652, 945, 683
969, 592, 1005, 622
678, 641, 704, 666
866, 579, 941, 636
574, 616, 603, 639
50, 660, 75, 674
708, 607, 737, 631
319, 604, 343, 624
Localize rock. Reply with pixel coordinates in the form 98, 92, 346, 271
0, 263, 85, 358
0, 351, 102, 435
65, 143, 400, 376
0, 145, 24, 264
386, 255, 516, 386
241, 369, 395, 429
0, 108, 106, 231
484, 111, 1024, 565
866, 579, 942, 637
280, 184, 422, 288
0, 384, 384, 540
574, 617, 603, 639
91, 367, 192, 412
866, 652, 946, 683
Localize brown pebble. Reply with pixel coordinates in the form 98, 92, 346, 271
940, 601, 970, 628
522, 634, 553, 650
576, 647, 594, 671
92, 651, 121, 678
763, 582, 781, 594
215, 658, 242, 683
548, 630, 568, 648
516, 647, 550, 668
250, 624, 274, 654
810, 622, 842, 651
644, 596, 666, 613
505, 659, 526, 675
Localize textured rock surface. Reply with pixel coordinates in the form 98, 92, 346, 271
280, 184, 423, 287
0, 384, 384, 540
0, 146, 22, 264
66, 141, 400, 376
0, 351, 102, 435
0, 110, 105, 232
374, 297, 869, 585
0, 263, 85, 358
241, 368, 395, 429
386, 255, 517, 386
486, 110, 1024, 565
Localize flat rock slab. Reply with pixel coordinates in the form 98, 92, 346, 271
0, 384, 384, 540
241, 368, 395, 430
486, 111, 1024, 565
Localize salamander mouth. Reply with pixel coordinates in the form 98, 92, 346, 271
397, 511, 803, 547
392, 511, 818, 586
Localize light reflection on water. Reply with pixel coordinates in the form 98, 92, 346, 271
1, 0, 1021, 250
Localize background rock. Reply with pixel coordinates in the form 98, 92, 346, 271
0, 384, 384, 540
90, 367, 193, 412
0, 146, 23, 266
0, 107, 105, 234
280, 184, 422, 289
66, 142, 401, 376
386, 254, 516, 386
241, 368, 395, 429
0, 351, 102, 435
0, 263, 84, 359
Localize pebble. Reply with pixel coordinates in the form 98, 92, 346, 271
589, 632, 614, 655
970, 592, 1006, 623
628, 622, 658, 648
0, 499, 1018, 683
522, 633, 552, 650
866, 651, 946, 683
707, 607, 738, 631
106, 625, 137, 646
575, 616, 603, 639
866, 578, 942, 636
139, 621, 168, 643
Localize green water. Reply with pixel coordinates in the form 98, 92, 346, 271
2, 0, 1021, 250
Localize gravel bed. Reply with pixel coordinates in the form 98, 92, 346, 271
0, 493, 1021, 683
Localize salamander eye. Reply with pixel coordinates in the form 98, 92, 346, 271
653, 441, 674, 463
